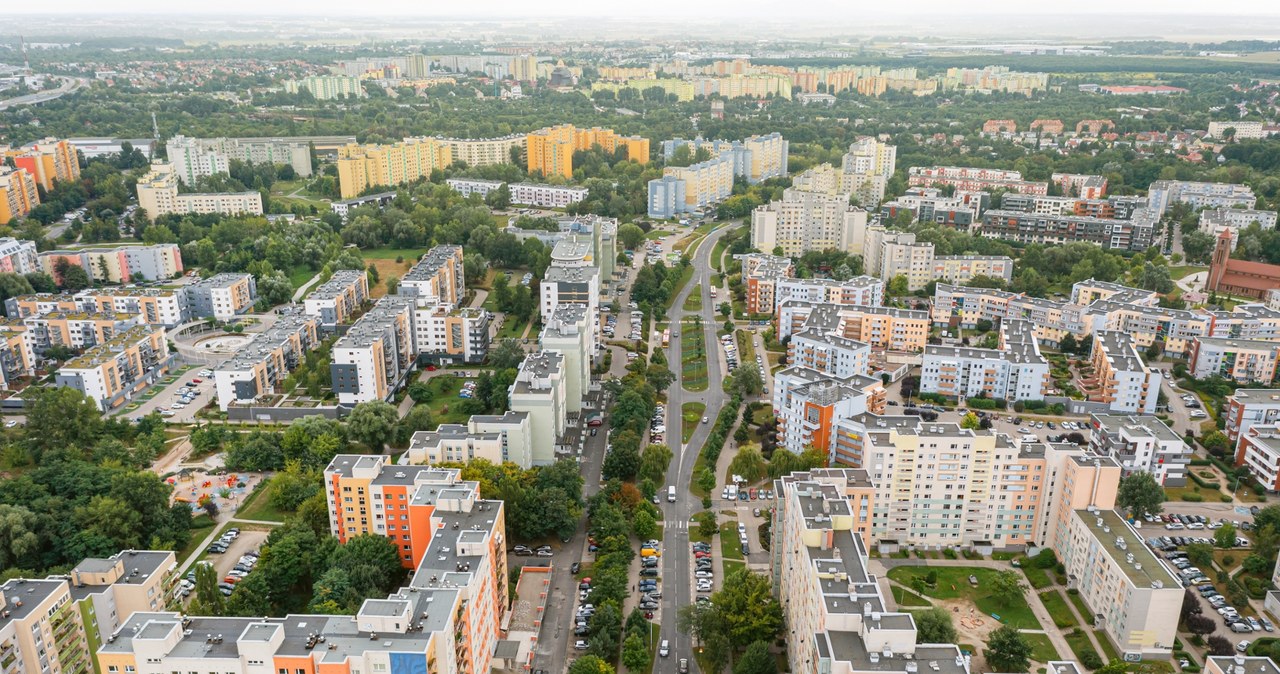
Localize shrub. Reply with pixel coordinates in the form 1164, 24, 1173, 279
1080, 651, 1103, 669
1181, 493, 1204, 502
943, 548, 957, 559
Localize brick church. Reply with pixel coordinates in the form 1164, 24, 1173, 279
1208, 229, 1280, 300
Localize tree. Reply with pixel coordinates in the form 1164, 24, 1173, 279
914, 606, 958, 644
1207, 635, 1234, 656
1185, 542, 1214, 567
990, 570, 1025, 607
621, 633, 650, 672
567, 655, 614, 674
488, 339, 526, 371
984, 625, 1033, 673
1201, 430, 1229, 455
888, 274, 910, 297
256, 270, 294, 307
1186, 614, 1216, 635
189, 563, 226, 616
23, 387, 103, 461
484, 183, 511, 210
960, 412, 981, 430
269, 461, 322, 512
633, 509, 659, 540
729, 363, 764, 396
710, 566, 783, 649
1059, 333, 1079, 354
1215, 521, 1237, 549
1137, 261, 1174, 294
1116, 472, 1164, 519
1182, 230, 1215, 264
617, 223, 645, 250
0, 504, 41, 570
347, 401, 398, 450
697, 510, 718, 538
734, 641, 778, 674
0, 273, 34, 315
728, 446, 767, 482
56, 260, 91, 291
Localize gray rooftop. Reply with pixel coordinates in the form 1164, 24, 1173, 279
1076, 509, 1178, 587
218, 313, 317, 372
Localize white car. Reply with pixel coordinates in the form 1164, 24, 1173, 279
694, 570, 714, 579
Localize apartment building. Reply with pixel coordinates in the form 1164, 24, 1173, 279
661, 133, 789, 184
75, 288, 188, 327
411, 303, 492, 365
751, 188, 869, 257
1207, 121, 1267, 140
647, 154, 733, 219
55, 325, 172, 411
39, 244, 184, 284
406, 411, 533, 468
1198, 208, 1278, 249
777, 301, 930, 352
771, 468, 974, 674
1088, 414, 1190, 485
540, 261, 599, 320
70, 550, 178, 642
508, 351, 566, 466
0, 167, 40, 225
1146, 180, 1256, 217
22, 311, 141, 353
907, 166, 1048, 195
284, 75, 365, 99
880, 187, 981, 228
1234, 424, 1280, 492
1206, 656, 1280, 674
525, 124, 648, 179
398, 245, 464, 306
773, 367, 884, 455
1225, 389, 1280, 454
336, 138, 451, 199
774, 277, 885, 314
182, 273, 257, 320
331, 297, 417, 406
978, 208, 1157, 251
0, 578, 91, 674
933, 255, 1014, 285
508, 182, 588, 208
788, 332, 872, 379
741, 253, 795, 314
302, 269, 370, 329
329, 191, 396, 220
135, 162, 262, 218
436, 134, 525, 167
7, 138, 81, 191
213, 313, 321, 410
539, 304, 593, 412
863, 228, 935, 291
1051, 173, 1108, 199
165, 135, 313, 185
0, 326, 35, 389
1189, 337, 1280, 384
0, 237, 39, 274
1086, 331, 1162, 414
920, 319, 1050, 402
1060, 508, 1182, 657
839, 137, 896, 206
444, 178, 503, 199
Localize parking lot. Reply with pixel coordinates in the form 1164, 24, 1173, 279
176, 528, 266, 603
118, 366, 218, 422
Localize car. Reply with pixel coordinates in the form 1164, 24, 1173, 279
535, 549, 553, 557
695, 570, 714, 578
645, 589, 663, 599
1249, 617, 1262, 630
191, 378, 203, 384
659, 640, 670, 658
223, 576, 241, 584
702, 416, 709, 424
207, 545, 227, 554
640, 569, 659, 577
570, 562, 581, 574
218, 586, 234, 596
692, 542, 711, 551
575, 640, 589, 651
574, 626, 589, 636
1262, 618, 1275, 632
640, 600, 659, 609
679, 658, 689, 674
227, 570, 248, 578
1238, 640, 1253, 652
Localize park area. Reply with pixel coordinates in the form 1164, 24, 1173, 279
681, 317, 708, 391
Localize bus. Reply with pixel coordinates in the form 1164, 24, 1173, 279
662, 329, 670, 347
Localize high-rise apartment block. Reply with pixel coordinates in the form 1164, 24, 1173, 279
336, 138, 452, 199
1225, 389, 1280, 454
331, 296, 417, 406
6, 138, 81, 191
525, 125, 648, 179
398, 245, 465, 306
285, 75, 365, 99
182, 273, 258, 320
0, 166, 40, 225
437, 133, 526, 167
135, 163, 263, 219
165, 135, 314, 185
1085, 331, 1163, 414
839, 137, 896, 205
751, 188, 869, 257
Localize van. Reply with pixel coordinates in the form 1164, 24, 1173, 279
667, 486, 677, 502
640, 547, 661, 558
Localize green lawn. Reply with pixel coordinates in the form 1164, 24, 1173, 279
1024, 632, 1061, 663
1022, 565, 1053, 589
1067, 590, 1093, 624
417, 375, 480, 428
175, 514, 217, 564
681, 318, 708, 392
287, 265, 318, 289
885, 566, 1041, 629
1038, 590, 1079, 629
719, 521, 744, 560
751, 404, 774, 426
1064, 629, 1101, 666
664, 265, 694, 311
362, 247, 428, 261
683, 291, 702, 312
735, 329, 757, 364
682, 402, 707, 443
1096, 631, 1121, 662
235, 479, 290, 523
1169, 265, 1208, 281
894, 586, 933, 607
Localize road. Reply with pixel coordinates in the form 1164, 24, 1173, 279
658, 223, 736, 670
0, 76, 85, 110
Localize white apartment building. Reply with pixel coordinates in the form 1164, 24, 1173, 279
1207, 121, 1267, 140
920, 319, 1050, 402
863, 227, 934, 291
166, 135, 314, 185
405, 411, 534, 468
772, 366, 881, 455
331, 297, 417, 406
212, 313, 321, 410
0, 237, 39, 274
540, 263, 599, 320
1088, 331, 1162, 415
839, 137, 897, 205
774, 276, 885, 311
445, 178, 504, 198
411, 303, 492, 365
1226, 389, 1280, 454
788, 331, 872, 380
1060, 508, 1182, 657
1198, 208, 1278, 248
302, 269, 370, 328
181, 272, 257, 320
770, 468, 969, 674
539, 303, 593, 412
399, 245, 465, 306
509, 182, 588, 208
751, 187, 869, 257
508, 351, 566, 466
1146, 180, 1256, 217
1088, 414, 1191, 485
1234, 424, 1280, 492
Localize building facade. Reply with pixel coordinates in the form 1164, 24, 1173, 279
135, 163, 262, 218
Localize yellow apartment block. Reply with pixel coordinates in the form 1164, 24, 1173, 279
0, 166, 40, 225
526, 124, 649, 178
336, 137, 453, 199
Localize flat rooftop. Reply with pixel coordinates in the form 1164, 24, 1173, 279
1076, 509, 1178, 587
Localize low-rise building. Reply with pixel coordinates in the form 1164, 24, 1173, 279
508, 182, 588, 208
1060, 508, 1182, 657
0, 326, 36, 389
1198, 208, 1278, 249
21, 311, 142, 353
331, 297, 417, 406
1051, 173, 1108, 199
445, 177, 504, 198
213, 313, 321, 410
1088, 413, 1190, 485
302, 269, 370, 329
1206, 656, 1280, 674
69, 550, 178, 641
908, 165, 1048, 195
777, 301, 930, 353
182, 273, 257, 320
1085, 331, 1162, 415
405, 411, 533, 469
329, 191, 396, 220
979, 208, 1157, 251
55, 325, 172, 411
931, 255, 1014, 285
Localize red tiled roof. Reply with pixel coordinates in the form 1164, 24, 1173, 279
1225, 258, 1280, 279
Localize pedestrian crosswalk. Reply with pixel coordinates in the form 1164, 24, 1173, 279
658, 520, 690, 530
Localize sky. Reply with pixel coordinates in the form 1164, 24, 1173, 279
5, 0, 1280, 15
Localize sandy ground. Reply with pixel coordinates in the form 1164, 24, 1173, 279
936, 597, 995, 672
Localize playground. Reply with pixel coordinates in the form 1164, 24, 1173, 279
167, 468, 262, 517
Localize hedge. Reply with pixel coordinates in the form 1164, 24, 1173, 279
1188, 471, 1221, 490
965, 397, 1006, 410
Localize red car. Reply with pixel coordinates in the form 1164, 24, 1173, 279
191, 378, 203, 383
694, 551, 711, 559
223, 575, 241, 584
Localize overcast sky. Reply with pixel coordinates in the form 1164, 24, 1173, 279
5, 0, 1280, 15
